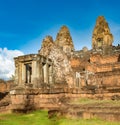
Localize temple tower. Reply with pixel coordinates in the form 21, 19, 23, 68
92, 16, 113, 50
55, 25, 74, 54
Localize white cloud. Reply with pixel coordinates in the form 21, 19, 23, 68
0, 48, 24, 80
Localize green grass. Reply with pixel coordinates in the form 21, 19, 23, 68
0, 110, 120, 125
70, 98, 120, 107
0, 110, 53, 125
57, 118, 120, 125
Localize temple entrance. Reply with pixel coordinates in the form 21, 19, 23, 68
25, 63, 32, 83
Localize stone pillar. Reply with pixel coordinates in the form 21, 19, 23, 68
31, 58, 38, 85
18, 62, 22, 85
46, 64, 49, 84
43, 64, 46, 83
76, 72, 80, 87
14, 64, 18, 85
43, 64, 48, 83
48, 65, 53, 84
33, 60, 40, 87
36, 61, 40, 81
26, 66, 28, 83
22, 63, 26, 84
39, 63, 43, 83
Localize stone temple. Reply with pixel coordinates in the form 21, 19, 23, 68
1, 16, 119, 121
14, 16, 120, 89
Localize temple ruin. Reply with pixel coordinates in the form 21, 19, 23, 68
14, 54, 53, 87
0, 16, 120, 121
92, 16, 113, 49
14, 16, 120, 89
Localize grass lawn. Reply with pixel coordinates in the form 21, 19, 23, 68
0, 110, 120, 125
70, 98, 120, 106
0, 110, 53, 125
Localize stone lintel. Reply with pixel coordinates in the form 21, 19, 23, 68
15, 54, 37, 62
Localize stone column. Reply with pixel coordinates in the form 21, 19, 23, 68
76, 72, 80, 87
18, 62, 22, 85
48, 65, 53, 84
14, 63, 18, 85
22, 63, 26, 84
43, 64, 48, 83
36, 61, 40, 81
31, 57, 38, 86
46, 64, 49, 84
33, 60, 40, 87
39, 63, 43, 82
27, 66, 30, 83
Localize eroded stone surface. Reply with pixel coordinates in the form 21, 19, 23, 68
39, 35, 72, 85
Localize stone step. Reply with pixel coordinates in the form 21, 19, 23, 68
68, 106, 120, 113
66, 111, 120, 121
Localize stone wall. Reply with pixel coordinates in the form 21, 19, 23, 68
10, 86, 120, 112
90, 54, 119, 64
39, 36, 73, 85
0, 80, 13, 92
95, 70, 120, 86
87, 62, 120, 73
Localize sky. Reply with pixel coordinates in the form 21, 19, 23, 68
0, 0, 120, 79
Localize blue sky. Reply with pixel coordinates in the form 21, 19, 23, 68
0, 0, 120, 54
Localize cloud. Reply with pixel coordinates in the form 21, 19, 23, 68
0, 48, 24, 80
